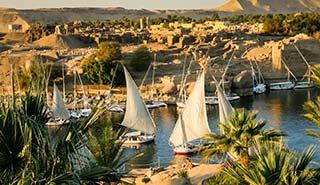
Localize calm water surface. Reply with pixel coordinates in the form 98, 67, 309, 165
111, 89, 320, 168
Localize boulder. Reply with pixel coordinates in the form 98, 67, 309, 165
232, 70, 253, 89
159, 76, 177, 95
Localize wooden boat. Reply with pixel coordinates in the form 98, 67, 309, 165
120, 66, 156, 145
251, 61, 266, 94
294, 81, 314, 89
142, 54, 167, 109
146, 101, 167, 109
269, 81, 295, 90
293, 44, 314, 90
270, 58, 297, 91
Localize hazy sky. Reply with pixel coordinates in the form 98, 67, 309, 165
0, 0, 228, 9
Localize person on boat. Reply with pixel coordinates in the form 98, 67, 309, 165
182, 158, 194, 169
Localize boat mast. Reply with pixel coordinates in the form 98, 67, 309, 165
152, 53, 156, 99
62, 62, 66, 102
219, 51, 235, 93
281, 57, 297, 82
250, 61, 256, 87
293, 44, 313, 82
73, 71, 77, 111
254, 60, 265, 84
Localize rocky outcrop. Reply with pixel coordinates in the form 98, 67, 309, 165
232, 70, 253, 96
158, 76, 177, 95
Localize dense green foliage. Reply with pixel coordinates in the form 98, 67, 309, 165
262, 13, 320, 36
82, 42, 124, 86
304, 66, 320, 141
200, 109, 284, 166
130, 45, 152, 71
0, 69, 129, 184
16, 62, 53, 90
208, 141, 320, 185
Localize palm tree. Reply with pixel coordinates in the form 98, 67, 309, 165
304, 65, 320, 141
222, 141, 320, 185
0, 68, 127, 184
200, 109, 284, 166
80, 116, 130, 183
304, 97, 320, 141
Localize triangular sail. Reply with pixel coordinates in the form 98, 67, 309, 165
169, 114, 188, 147
121, 66, 156, 135
217, 85, 234, 124
52, 83, 70, 120
170, 72, 211, 147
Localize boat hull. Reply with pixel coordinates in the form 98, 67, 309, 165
45, 119, 69, 127
269, 82, 294, 90
173, 145, 197, 155
121, 132, 155, 144
294, 82, 314, 89
146, 101, 167, 109
80, 108, 92, 117
205, 95, 240, 105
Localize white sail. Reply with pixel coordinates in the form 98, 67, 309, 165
121, 66, 156, 135
170, 72, 211, 147
52, 83, 70, 120
217, 85, 234, 124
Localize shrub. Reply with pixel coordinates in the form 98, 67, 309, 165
176, 169, 188, 179
130, 45, 152, 71
82, 42, 124, 86
141, 177, 151, 184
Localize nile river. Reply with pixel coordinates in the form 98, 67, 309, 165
111, 89, 320, 169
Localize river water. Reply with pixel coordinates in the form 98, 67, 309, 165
111, 89, 320, 169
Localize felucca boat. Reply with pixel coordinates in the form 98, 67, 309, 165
141, 54, 167, 109
293, 44, 314, 89
250, 61, 266, 94
76, 72, 92, 117
120, 66, 156, 144
269, 58, 296, 90
176, 55, 193, 111
205, 53, 240, 105
169, 71, 211, 155
46, 83, 71, 126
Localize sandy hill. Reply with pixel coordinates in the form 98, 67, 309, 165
33, 34, 86, 49
215, 0, 320, 13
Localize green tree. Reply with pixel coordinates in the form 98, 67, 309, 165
303, 66, 320, 141
0, 88, 127, 184
82, 42, 124, 86
130, 45, 152, 71
200, 109, 284, 166
208, 141, 320, 185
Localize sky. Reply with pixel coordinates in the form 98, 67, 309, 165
0, 0, 228, 9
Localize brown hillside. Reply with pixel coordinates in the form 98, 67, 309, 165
215, 0, 320, 13
33, 34, 86, 49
